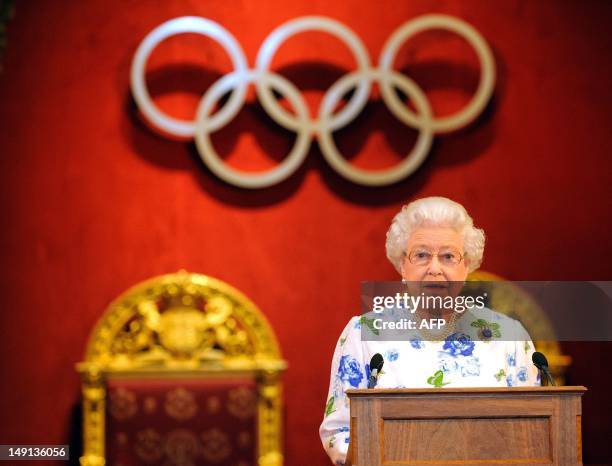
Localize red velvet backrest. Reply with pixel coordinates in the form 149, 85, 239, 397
106, 377, 257, 466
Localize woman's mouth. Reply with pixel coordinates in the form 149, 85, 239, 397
422, 283, 449, 288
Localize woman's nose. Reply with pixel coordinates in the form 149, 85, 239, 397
426, 255, 444, 275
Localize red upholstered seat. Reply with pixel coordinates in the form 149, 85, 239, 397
105, 377, 257, 466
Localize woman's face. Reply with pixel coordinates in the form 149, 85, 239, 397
401, 226, 469, 285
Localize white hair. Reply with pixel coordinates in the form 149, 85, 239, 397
385, 197, 485, 274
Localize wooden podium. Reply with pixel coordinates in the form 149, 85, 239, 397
345, 386, 586, 466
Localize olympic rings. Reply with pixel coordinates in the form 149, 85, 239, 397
131, 15, 495, 188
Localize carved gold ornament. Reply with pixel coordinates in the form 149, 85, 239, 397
83, 272, 281, 367
77, 271, 286, 466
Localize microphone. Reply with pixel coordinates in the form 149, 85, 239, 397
367, 353, 384, 389
532, 351, 556, 386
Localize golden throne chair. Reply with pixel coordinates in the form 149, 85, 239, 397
468, 271, 571, 384
76, 271, 287, 466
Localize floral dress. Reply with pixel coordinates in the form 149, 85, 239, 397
319, 307, 541, 465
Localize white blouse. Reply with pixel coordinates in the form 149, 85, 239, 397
319, 307, 541, 465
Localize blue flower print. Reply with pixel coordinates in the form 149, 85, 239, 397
438, 356, 459, 374
443, 333, 475, 357
386, 349, 399, 362
338, 355, 364, 388
507, 353, 516, 367
460, 356, 481, 377
517, 367, 528, 382
506, 374, 515, 387
410, 338, 425, 349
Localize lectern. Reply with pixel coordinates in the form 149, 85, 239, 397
346, 386, 586, 466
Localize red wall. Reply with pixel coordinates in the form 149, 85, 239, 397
0, 0, 611, 464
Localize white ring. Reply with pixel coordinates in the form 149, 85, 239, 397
318, 71, 434, 186
131, 15, 496, 188
255, 16, 372, 133
379, 14, 495, 133
130, 16, 249, 138
194, 70, 311, 189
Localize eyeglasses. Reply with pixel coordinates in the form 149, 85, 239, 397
405, 247, 464, 267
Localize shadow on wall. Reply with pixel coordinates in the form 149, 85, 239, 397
562, 341, 612, 466
66, 400, 83, 466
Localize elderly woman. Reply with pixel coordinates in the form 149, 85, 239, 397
319, 197, 540, 465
